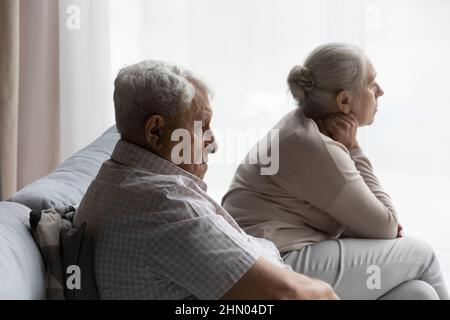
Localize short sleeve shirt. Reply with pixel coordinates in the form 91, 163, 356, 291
74, 139, 287, 299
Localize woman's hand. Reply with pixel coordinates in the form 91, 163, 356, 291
397, 224, 404, 238
316, 112, 360, 150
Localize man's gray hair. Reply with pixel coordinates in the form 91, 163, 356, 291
287, 43, 367, 118
113, 60, 204, 139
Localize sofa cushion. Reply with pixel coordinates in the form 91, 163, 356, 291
0, 202, 46, 299
9, 126, 120, 211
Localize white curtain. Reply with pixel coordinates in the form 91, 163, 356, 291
105, 0, 368, 201
5, 0, 366, 197
364, 0, 450, 284
58, 0, 114, 161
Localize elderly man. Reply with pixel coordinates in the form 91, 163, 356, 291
74, 60, 338, 300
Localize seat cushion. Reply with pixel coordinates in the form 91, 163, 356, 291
9, 126, 120, 211
0, 202, 46, 299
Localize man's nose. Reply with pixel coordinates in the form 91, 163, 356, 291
207, 137, 219, 154
377, 84, 384, 97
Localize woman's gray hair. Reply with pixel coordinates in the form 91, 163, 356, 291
287, 43, 368, 118
113, 60, 208, 139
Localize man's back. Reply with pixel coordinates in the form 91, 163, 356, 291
75, 140, 285, 299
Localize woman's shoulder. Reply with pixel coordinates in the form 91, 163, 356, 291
274, 109, 353, 167
275, 109, 326, 149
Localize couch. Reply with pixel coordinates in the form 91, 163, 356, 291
0, 126, 120, 299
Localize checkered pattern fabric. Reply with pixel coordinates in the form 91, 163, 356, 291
74, 140, 286, 300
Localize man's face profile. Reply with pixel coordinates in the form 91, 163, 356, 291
144, 86, 217, 180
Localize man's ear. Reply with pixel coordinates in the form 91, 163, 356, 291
335, 90, 353, 114
144, 115, 165, 150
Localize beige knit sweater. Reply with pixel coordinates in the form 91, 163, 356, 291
222, 108, 399, 253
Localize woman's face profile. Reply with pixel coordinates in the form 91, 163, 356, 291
350, 58, 384, 126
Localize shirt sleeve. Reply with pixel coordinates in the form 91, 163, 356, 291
144, 186, 262, 300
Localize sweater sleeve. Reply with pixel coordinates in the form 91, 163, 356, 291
271, 133, 398, 239
322, 144, 398, 238
349, 147, 397, 213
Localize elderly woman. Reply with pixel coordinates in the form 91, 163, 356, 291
222, 43, 449, 300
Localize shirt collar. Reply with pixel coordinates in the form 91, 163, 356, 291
111, 139, 207, 191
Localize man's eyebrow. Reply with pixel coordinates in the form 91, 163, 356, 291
200, 109, 213, 121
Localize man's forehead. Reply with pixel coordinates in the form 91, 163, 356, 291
188, 98, 212, 119
366, 60, 377, 79
199, 104, 213, 119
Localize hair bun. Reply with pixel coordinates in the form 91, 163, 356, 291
287, 65, 315, 100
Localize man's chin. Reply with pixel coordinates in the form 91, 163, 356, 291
198, 163, 208, 179
370, 111, 377, 124
190, 163, 208, 180
178, 163, 207, 180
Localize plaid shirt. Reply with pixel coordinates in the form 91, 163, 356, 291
74, 139, 286, 300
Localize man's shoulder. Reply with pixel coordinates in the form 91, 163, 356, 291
97, 159, 190, 194
94, 160, 210, 213
78, 163, 211, 228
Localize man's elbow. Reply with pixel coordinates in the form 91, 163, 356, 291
269, 281, 299, 300
271, 274, 338, 300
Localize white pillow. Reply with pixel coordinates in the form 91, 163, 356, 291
8, 126, 120, 211
0, 202, 46, 299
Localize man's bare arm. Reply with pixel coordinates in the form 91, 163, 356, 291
221, 257, 339, 300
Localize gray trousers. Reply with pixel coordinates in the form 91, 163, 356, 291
283, 236, 449, 300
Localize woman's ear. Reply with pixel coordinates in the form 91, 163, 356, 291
335, 90, 353, 114
144, 115, 165, 150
